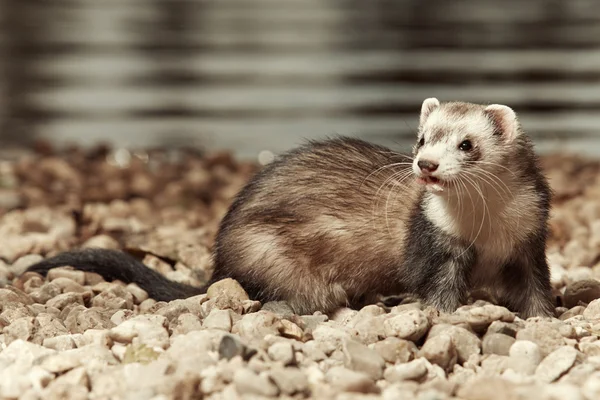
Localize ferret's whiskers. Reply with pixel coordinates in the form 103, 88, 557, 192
469, 167, 513, 199
458, 174, 488, 259
382, 170, 415, 236
370, 168, 413, 232
361, 161, 413, 190
458, 175, 476, 237
470, 160, 517, 177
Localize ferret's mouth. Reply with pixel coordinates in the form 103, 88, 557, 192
416, 176, 442, 186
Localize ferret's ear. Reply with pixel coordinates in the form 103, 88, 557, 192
484, 104, 518, 143
420, 98, 440, 126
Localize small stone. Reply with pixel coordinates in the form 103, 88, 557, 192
206, 278, 249, 312
482, 333, 516, 356
92, 286, 134, 310
383, 309, 430, 342
32, 314, 69, 344
486, 321, 519, 337
332, 307, 358, 325
0, 287, 33, 305
40, 352, 81, 374
47, 268, 86, 286
515, 322, 566, 357
455, 304, 515, 333
82, 329, 113, 348
326, 366, 378, 394
218, 334, 256, 361
535, 346, 579, 383
235, 311, 283, 342
383, 358, 428, 383
342, 338, 385, 380
203, 308, 232, 332
50, 366, 88, 388
82, 234, 120, 250
109, 315, 169, 349
563, 280, 600, 308
50, 277, 87, 294
350, 315, 386, 345
233, 368, 279, 397
122, 343, 160, 364
43, 335, 77, 351
300, 314, 328, 334
371, 337, 417, 364
64, 306, 114, 334
45, 292, 84, 310
280, 319, 304, 340
560, 306, 585, 320
262, 301, 296, 319
583, 298, 600, 320
30, 282, 61, 304
3, 316, 35, 344
268, 341, 296, 365
126, 283, 149, 304
110, 309, 134, 325
427, 324, 481, 363
456, 376, 519, 400
507, 340, 543, 375
155, 300, 190, 322
419, 333, 457, 371
269, 367, 309, 396
10, 254, 43, 276
302, 341, 328, 362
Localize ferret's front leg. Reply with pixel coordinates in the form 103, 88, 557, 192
417, 258, 472, 314
498, 254, 555, 319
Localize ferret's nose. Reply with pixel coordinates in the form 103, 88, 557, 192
418, 160, 439, 173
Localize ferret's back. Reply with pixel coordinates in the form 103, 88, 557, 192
212, 137, 421, 313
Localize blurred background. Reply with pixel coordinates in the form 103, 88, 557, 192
1, 0, 600, 162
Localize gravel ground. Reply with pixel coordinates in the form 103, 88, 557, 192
1, 143, 600, 400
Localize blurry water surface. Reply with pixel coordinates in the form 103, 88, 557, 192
2, 0, 600, 160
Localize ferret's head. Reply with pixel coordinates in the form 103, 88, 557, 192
412, 97, 521, 194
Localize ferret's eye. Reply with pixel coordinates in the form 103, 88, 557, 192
458, 140, 472, 151
418, 137, 425, 147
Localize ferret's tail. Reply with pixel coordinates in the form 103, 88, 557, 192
25, 248, 206, 302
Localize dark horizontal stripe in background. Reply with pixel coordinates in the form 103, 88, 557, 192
1, 0, 600, 159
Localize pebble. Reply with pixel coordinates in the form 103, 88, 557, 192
427, 324, 481, 363
535, 346, 580, 383
109, 315, 169, 349
456, 376, 519, 400
233, 368, 279, 397
326, 366, 379, 394
218, 334, 256, 361
454, 304, 515, 333
383, 309, 430, 342
508, 340, 543, 375
45, 292, 85, 310
268, 341, 296, 365
9, 254, 43, 276
563, 280, 600, 308
515, 322, 566, 357
383, 359, 428, 383
262, 301, 296, 319
206, 278, 249, 312
342, 338, 385, 380
371, 337, 417, 364
583, 298, 600, 319
482, 333, 516, 356
203, 308, 233, 332
47, 268, 86, 286
269, 367, 309, 396
419, 333, 457, 371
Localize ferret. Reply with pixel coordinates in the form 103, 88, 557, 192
24, 98, 555, 318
